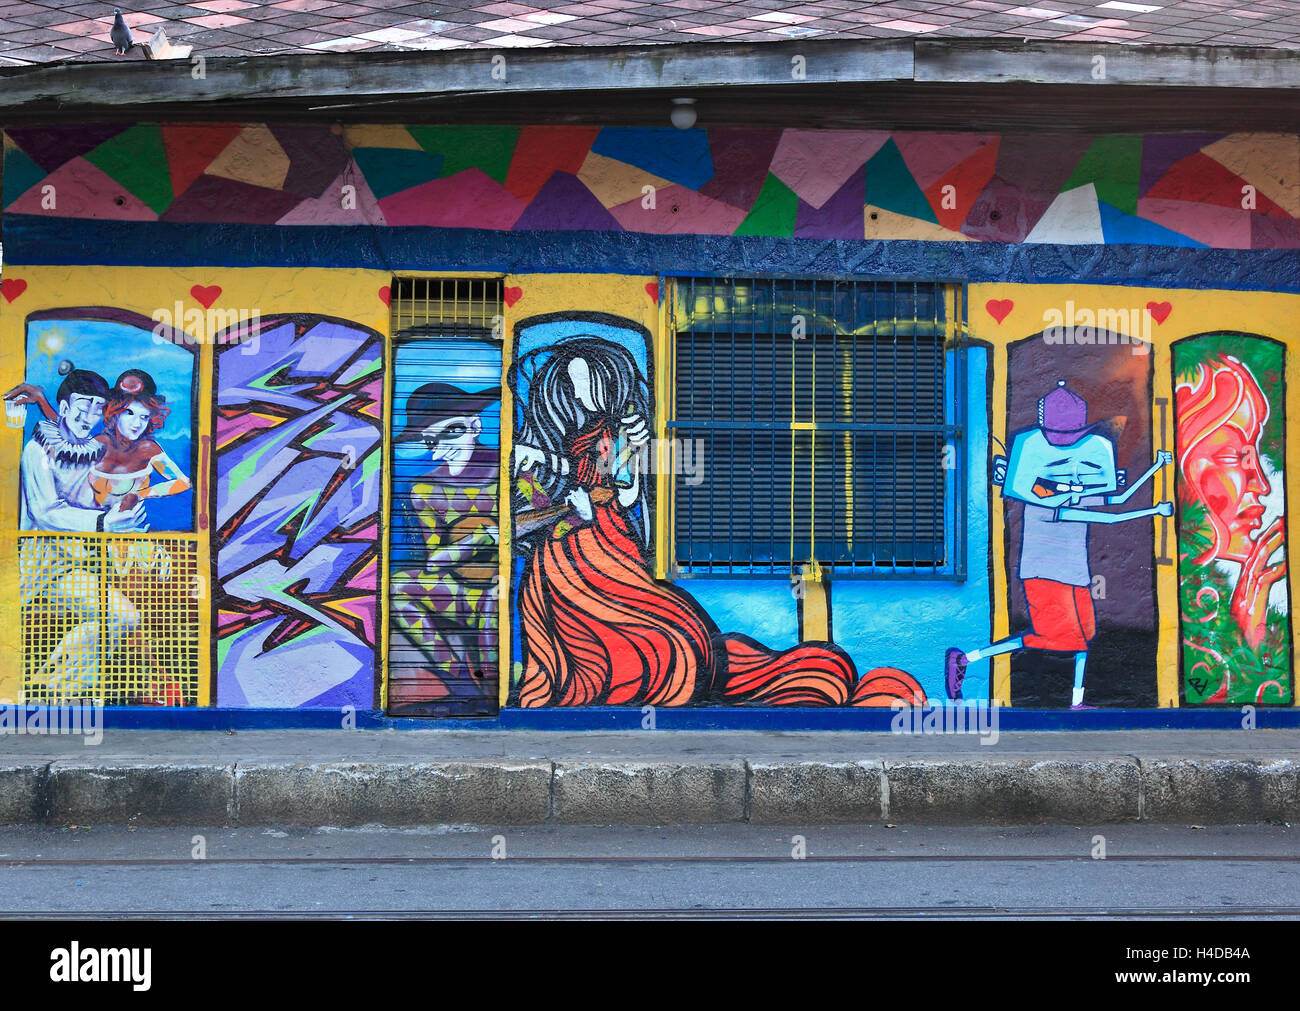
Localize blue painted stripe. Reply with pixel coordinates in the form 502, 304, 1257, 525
47, 705, 1300, 731
4, 215, 1299, 291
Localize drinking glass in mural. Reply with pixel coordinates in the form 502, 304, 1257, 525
10, 314, 199, 705
509, 313, 926, 708
1174, 336, 1291, 705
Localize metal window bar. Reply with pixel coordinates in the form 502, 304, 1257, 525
392, 277, 500, 333
669, 275, 965, 580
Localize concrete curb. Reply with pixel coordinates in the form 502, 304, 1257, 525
0, 757, 1296, 826
552, 761, 747, 824
48, 762, 235, 827
0, 763, 48, 824
234, 761, 552, 826
749, 760, 882, 824
881, 759, 1143, 824
1140, 758, 1299, 824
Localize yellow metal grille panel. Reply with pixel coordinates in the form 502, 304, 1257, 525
19, 533, 201, 706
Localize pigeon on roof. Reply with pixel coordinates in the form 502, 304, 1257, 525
110, 9, 133, 55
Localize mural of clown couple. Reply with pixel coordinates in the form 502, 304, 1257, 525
395, 316, 1291, 711
10, 365, 190, 532
9, 315, 196, 703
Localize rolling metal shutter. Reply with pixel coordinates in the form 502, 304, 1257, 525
387, 278, 503, 716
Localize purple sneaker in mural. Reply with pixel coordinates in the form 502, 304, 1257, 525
945, 647, 966, 700
1070, 703, 1097, 710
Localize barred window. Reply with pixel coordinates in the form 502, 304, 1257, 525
667, 277, 966, 579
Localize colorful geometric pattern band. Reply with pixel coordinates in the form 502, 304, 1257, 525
3, 124, 1297, 249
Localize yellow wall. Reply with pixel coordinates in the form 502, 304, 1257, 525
2, 266, 1295, 709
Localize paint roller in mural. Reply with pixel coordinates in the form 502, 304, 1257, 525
214, 314, 382, 709
946, 377, 1173, 710
1174, 336, 1291, 705
388, 334, 502, 716
508, 311, 926, 708
8, 312, 198, 704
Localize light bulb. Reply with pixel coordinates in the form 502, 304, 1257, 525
670, 98, 697, 130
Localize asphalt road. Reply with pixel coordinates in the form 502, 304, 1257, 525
0, 823, 1296, 919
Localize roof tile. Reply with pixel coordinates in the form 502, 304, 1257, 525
184, 12, 253, 27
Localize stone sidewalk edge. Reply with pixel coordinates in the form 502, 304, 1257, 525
0, 757, 1294, 826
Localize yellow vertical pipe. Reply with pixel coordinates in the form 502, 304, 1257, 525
990, 338, 1012, 707
1289, 324, 1300, 707
655, 277, 671, 581
1152, 326, 1179, 708
379, 297, 395, 713
195, 338, 215, 705
1289, 324, 1300, 708
498, 281, 514, 710
809, 313, 816, 564
801, 563, 830, 640
0, 292, 22, 701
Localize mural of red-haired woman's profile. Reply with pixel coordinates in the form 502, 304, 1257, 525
1174, 335, 1291, 706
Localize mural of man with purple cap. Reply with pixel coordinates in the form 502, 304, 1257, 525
945, 380, 1174, 709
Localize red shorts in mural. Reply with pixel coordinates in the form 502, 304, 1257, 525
1022, 578, 1096, 652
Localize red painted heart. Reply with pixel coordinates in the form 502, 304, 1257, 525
985, 298, 1014, 324
1146, 301, 1172, 325
1, 278, 27, 304
503, 286, 523, 308
378, 285, 391, 307
191, 285, 222, 309
645, 282, 659, 304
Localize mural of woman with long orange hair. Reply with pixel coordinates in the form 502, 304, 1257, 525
509, 324, 925, 709
1175, 341, 1290, 704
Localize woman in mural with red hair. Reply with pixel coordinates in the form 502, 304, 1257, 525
90, 368, 192, 512
1175, 348, 1290, 706
1176, 353, 1286, 650
96, 369, 193, 705
510, 336, 925, 709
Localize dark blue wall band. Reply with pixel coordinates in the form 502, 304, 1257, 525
40, 705, 1300, 731
5, 215, 1300, 291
